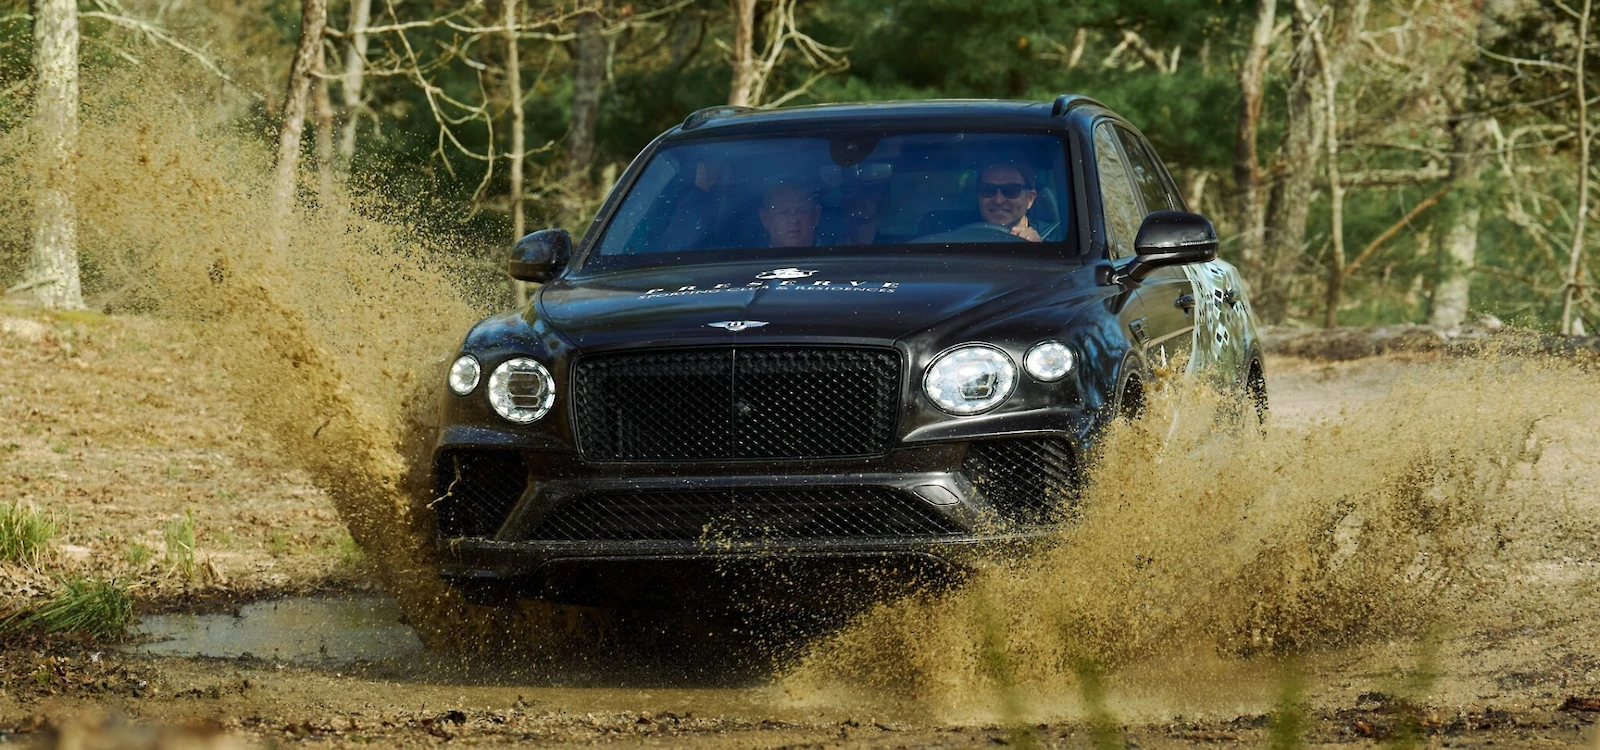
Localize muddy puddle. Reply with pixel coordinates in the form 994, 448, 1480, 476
132, 595, 426, 667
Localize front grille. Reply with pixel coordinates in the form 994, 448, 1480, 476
433, 450, 528, 538
963, 438, 1079, 525
572, 347, 901, 461
526, 488, 960, 541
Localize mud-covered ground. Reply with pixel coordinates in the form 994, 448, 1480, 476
2, 306, 1598, 748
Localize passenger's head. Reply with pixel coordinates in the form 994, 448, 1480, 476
977, 163, 1037, 228
759, 179, 821, 248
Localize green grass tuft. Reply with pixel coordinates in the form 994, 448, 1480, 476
1072, 658, 1123, 750
1269, 659, 1308, 750
973, 594, 1038, 749
1, 577, 134, 641
0, 502, 57, 567
164, 510, 196, 579
332, 530, 363, 568
124, 541, 154, 567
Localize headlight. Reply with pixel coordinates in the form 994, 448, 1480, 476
923, 344, 1017, 415
448, 355, 481, 395
1023, 341, 1074, 382
487, 358, 556, 423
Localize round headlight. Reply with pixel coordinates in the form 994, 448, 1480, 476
487, 358, 556, 424
923, 344, 1017, 415
448, 355, 481, 395
1024, 341, 1074, 382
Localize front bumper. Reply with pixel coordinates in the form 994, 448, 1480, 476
431, 415, 1091, 605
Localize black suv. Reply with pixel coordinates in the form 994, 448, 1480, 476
431, 96, 1265, 608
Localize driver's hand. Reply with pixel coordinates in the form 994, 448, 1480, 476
1011, 224, 1042, 242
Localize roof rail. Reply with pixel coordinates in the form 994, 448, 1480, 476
682, 105, 756, 131
1051, 94, 1106, 118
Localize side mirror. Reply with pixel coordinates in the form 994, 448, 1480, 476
508, 229, 571, 283
1123, 211, 1218, 284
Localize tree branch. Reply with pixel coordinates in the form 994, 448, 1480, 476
1338, 165, 1450, 186
1343, 183, 1452, 277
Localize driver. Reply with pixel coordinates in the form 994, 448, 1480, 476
758, 178, 822, 248
977, 162, 1042, 242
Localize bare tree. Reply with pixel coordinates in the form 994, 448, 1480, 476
1430, 117, 1487, 328
728, 0, 758, 106
312, 38, 336, 201
23, 0, 85, 309
272, 0, 329, 249
339, 0, 373, 165
1562, 0, 1593, 335
1259, 16, 1324, 323
1233, 0, 1276, 278
1260, 0, 1367, 325
1296, 0, 1349, 327
505, 0, 529, 306
567, 1, 608, 183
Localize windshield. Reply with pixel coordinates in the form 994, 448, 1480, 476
585, 132, 1073, 271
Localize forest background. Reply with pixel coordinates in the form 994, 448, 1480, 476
0, 0, 1593, 332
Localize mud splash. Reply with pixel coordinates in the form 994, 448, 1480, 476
0, 66, 558, 651
782, 357, 1600, 720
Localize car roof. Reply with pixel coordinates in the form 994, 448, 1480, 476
666, 96, 1109, 140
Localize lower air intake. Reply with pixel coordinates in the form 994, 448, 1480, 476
527, 487, 960, 541
963, 438, 1079, 525
433, 450, 528, 539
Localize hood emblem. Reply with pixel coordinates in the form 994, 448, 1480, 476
707, 320, 768, 332
756, 267, 817, 280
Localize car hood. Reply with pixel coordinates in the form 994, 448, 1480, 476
537, 257, 1090, 350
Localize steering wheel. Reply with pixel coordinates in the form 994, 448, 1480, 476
953, 222, 1029, 241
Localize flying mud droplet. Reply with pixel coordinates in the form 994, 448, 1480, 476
781, 356, 1600, 719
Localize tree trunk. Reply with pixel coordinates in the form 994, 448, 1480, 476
1562, 0, 1592, 335
272, 0, 328, 250
1430, 115, 1488, 329
728, 0, 758, 106
567, 4, 607, 184
505, 0, 529, 306
1260, 18, 1324, 324
26, 0, 84, 310
338, 0, 372, 165
1295, 0, 1349, 328
312, 38, 336, 202
1233, 0, 1275, 278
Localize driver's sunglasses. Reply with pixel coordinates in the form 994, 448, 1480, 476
978, 182, 1028, 199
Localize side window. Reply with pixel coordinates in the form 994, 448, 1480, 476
1093, 123, 1141, 259
1116, 126, 1174, 215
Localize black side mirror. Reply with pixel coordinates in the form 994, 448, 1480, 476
508, 229, 571, 283
1123, 211, 1218, 284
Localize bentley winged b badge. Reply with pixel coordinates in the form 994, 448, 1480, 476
707, 320, 769, 332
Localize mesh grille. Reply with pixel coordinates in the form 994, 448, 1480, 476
963, 438, 1079, 525
572, 347, 901, 461
527, 488, 959, 541
433, 450, 528, 538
